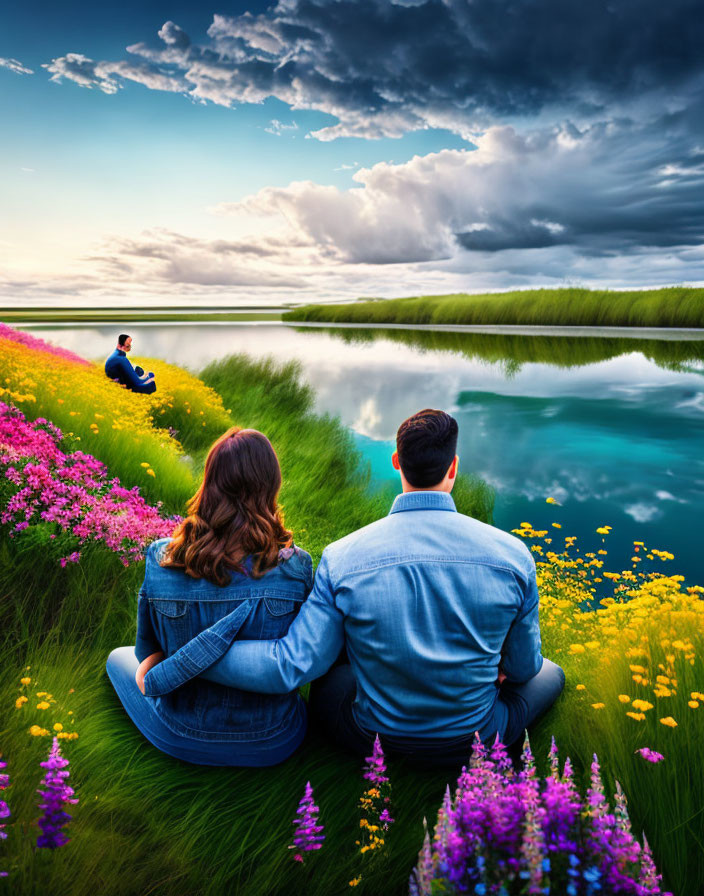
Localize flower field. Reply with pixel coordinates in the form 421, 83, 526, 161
0, 325, 701, 894
0, 326, 230, 512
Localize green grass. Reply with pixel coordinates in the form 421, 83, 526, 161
1, 352, 700, 895
0, 352, 496, 895
284, 286, 704, 329
0, 310, 284, 323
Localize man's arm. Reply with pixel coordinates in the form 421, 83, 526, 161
145, 551, 345, 696
500, 557, 543, 683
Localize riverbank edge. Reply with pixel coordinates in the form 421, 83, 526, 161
283, 286, 704, 329
288, 321, 704, 340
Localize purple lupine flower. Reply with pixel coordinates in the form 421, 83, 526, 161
0, 757, 9, 878
409, 823, 434, 896
36, 737, 78, 849
364, 734, 390, 786
548, 735, 560, 779
613, 780, 632, 834
290, 781, 324, 863
640, 834, 673, 896
636, 748, 665, 764
409, 737, 670, 896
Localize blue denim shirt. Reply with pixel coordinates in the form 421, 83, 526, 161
145, 492, 543, 739
137, 538, 313, 741
105, 349, 156, 394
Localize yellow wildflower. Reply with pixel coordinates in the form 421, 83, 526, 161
689, 701, 699, 709
349, 878, 362, 888
591, 703, 605, 710
569, 644, 585, 654
618, 695, 630, 704
140, 462, 150, 468
631, 699, 653, 712
660, 717, 677, 728
29, 725, 49, 736
146, 468, 156, 477
15, 696, 28, 708
626, 712, 645, 721
53, 723, 63, 732
36, 701, 50, 710
20, 676, 31, 685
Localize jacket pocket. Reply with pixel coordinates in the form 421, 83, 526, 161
264, 596, 301, 616
151, 599, 188, 619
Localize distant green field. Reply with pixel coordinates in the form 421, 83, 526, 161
0, 308, 283, 323
284, 287, 704, 328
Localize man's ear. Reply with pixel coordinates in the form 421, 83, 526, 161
392, 451, 400, 471
448, 455, 459, 480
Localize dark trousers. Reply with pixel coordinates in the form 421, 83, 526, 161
308, 659, 565, 768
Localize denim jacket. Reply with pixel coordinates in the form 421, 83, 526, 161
135, 538, 313, 741
146, 492, 543, 739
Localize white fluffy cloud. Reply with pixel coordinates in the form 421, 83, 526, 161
0, 57, 33, 75
214, 118, 704, 265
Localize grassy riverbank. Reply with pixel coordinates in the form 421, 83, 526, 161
284, 286, 704, 329
0, 326, 701, 895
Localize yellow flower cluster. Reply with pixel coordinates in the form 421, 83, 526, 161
515, 514, 703, 742
0, 336, 231, 487
15, 671, 79, 741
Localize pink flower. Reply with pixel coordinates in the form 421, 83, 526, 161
635, 748, 665, 764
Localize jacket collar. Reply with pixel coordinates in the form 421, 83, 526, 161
389, 491, 457, 515
116, 349, 126, 356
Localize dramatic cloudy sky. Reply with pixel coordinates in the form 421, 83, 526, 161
2, 0, 703, 306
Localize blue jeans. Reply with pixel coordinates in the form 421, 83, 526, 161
106, 646, 307, 767
308, 658, 565, 767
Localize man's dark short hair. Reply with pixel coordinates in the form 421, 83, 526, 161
396, 409, 458, 488
118, 334, 131, 347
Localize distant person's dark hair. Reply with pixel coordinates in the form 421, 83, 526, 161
118, 334, 130, 347
396, 409, 458, 488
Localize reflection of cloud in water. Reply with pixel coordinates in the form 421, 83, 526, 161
624, 503, 663, 523
353, 398, 383, 438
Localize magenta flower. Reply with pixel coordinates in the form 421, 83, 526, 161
36, 737, 78, 849
290, 781, 324, 863
0, 403, 178, 565
636, 748, 665, 764
0, 325, 91, 367
364, 734, 390, 787
0, 757, 9, 878
410, 736, 672, 896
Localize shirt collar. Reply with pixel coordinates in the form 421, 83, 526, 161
389, 491, 457, 515
116, 349, 126, 356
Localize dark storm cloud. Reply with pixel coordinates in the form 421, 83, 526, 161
218, 115, 704, 264
43, 0, 704, 139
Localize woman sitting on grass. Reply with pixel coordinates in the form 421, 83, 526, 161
106, 427, 313, 766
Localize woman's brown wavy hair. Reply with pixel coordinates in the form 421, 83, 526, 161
161, 427, 292, 585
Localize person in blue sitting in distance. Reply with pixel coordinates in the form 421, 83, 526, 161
141, 408, 565, 768
105, 333, 157, 393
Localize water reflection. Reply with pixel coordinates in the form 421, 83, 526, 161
25, 321, 704, 584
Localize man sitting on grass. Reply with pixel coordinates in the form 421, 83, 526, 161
105, 334, 156, 394
142, 409, 564, 765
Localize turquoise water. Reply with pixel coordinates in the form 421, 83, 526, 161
28, 322, 704, 586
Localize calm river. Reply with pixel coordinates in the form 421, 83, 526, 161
27, 321, 704, 586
